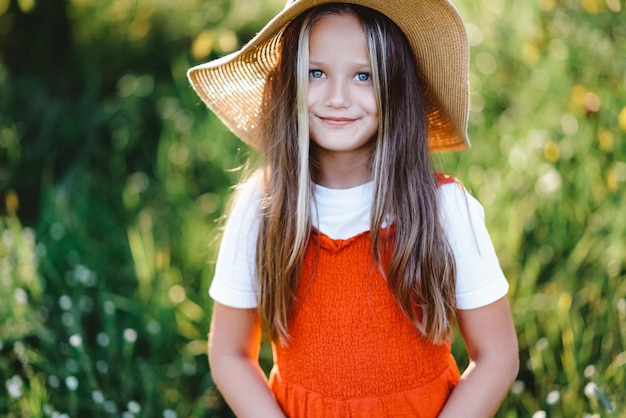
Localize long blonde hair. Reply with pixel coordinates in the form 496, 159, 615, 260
255, 4, 456, 345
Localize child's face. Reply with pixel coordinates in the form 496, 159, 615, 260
307, 14, 379, 158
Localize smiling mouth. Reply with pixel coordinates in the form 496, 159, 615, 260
318, 116, 356, 127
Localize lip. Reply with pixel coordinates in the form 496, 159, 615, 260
317, 116, 357, 127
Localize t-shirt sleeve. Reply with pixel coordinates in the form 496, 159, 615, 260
439, 182, 509, 310
208, 178, 261, 308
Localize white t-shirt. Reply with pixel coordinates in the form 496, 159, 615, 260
209, 177, 509, 310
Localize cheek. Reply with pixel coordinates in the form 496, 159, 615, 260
307, 84, 321, 108
361, 89, 378, 114
365, 92, 380, 131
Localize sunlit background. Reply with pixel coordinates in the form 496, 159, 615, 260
1, 0, 624, 416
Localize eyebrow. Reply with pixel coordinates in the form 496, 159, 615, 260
308, 60, 372, 68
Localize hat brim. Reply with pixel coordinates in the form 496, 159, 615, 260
188, 0, 471, 152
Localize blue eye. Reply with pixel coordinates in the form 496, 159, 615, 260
356, 72, 370, 81
309, 69, 324, 79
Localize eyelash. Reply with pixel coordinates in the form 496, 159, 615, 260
308, 70, 371, 81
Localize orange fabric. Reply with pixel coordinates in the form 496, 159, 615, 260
269, 226, 461, 417
435, 172, 456, 186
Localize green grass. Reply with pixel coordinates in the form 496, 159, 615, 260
1, 0, 625, 416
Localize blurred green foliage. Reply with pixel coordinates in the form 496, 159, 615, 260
0, 0, 624, 416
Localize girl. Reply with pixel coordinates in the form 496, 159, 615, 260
188, 1, 518, 417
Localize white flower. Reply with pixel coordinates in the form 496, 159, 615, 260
124, 328, 138, 343
69, 334, 83, 347
163, 409, 177, 418
127, 400, 141, 413
92, 390, 105, 404
58, 295, 72, 310
546, 390, 560, 405
65, 376, 79, 391
6, 375, 23, 398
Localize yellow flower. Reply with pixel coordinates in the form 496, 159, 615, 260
544, 140, 560, 162
619, 107, 626, 132
598, 129, 614, 152
5, 190, 19, 215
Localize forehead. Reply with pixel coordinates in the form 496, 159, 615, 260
309, 12, 363, 36
308, 14, 368, 58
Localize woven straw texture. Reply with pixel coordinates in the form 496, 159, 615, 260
188, 0, 470, 152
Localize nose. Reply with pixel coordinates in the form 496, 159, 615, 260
324, 78, 350, 108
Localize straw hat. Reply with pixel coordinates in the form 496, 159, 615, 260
187, 0, 470, 152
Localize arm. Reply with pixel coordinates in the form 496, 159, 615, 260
208, 302, 286, 418
439, 296, 519, 418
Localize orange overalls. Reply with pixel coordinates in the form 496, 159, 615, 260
269, 227, 460, 417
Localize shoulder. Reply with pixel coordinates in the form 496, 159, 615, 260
435, 176, 509, 310
437, 178, 488, 254
209, 173, 264, 309
227, 172, 265, 222
436, 176, 484, 224
218, 173, 265, 271
436, 175, 492, 267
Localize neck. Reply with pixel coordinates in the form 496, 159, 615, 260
312, 146, 372, 189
